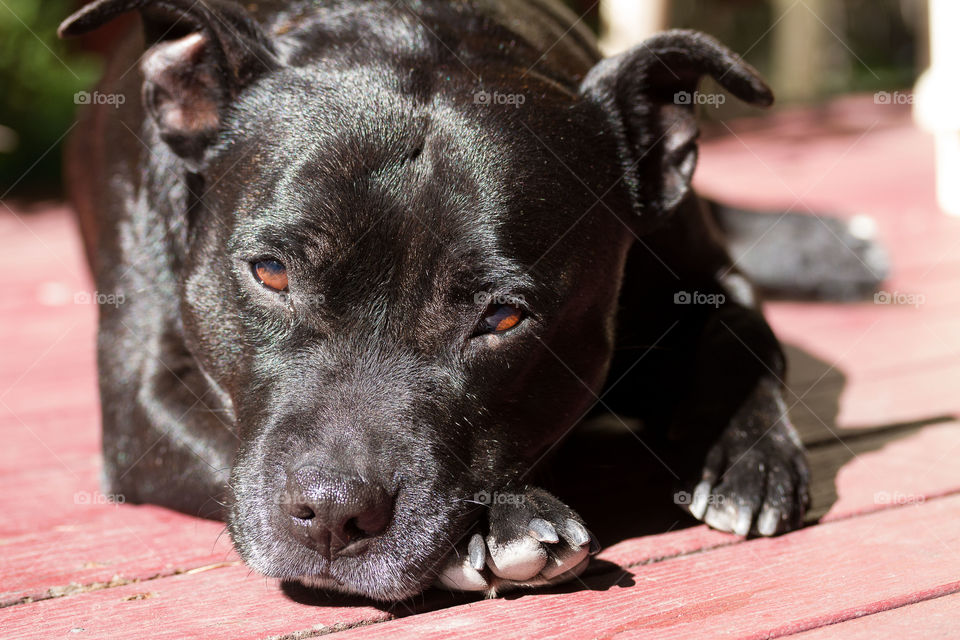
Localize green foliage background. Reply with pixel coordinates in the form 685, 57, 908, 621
0, 0, 99, 197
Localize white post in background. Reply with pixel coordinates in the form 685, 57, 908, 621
599, 0, 669, 56
914, 0, 960, 216
770, 0, 838, 104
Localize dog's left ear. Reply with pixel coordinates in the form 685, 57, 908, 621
580, 29, 772, 230
60, 0, 277, 162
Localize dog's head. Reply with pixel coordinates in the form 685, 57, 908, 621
61, 0, 771, 600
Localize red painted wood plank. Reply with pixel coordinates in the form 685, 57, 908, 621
785, 364, 960, 432
813, 421, 960, 521
784, 367, 960, 440
0, 506, 235, 606
771, 312, 960, 383
0, 357, 97, 394
695, 99, 937, 219
691, 111, 960, 433
1, 344, 96, 392
790, 591, 960, 639
766, 279, 960, 337
0, 389, 98, 424
0, 457, 104, 535
693, 101, 960, 398
828, 364, 960, 427
0, 411, 100, 471
319, 494, 960, 640
0, 562, 397, 640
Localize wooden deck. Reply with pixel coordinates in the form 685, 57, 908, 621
3, 97, 960, 638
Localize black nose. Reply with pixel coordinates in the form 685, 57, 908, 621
281, 464, 394, 558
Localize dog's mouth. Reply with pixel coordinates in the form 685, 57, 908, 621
249, 525, 467, 600
297, 573, 345, 589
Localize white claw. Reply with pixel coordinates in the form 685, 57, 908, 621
468, 532, 486, 570
704, 503, 736, 533
733, 505, 752, 536
690, 480, 712, 520
528, 518, 559, 544
757, 507, 780, 536
565, 519, 590, 547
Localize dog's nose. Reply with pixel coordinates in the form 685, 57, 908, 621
281, 464, 394, 558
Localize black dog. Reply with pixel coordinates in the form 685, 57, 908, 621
59, 0, 885, 600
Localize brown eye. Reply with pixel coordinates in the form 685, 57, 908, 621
252, 259, 288, 291
478, 304, 524, 335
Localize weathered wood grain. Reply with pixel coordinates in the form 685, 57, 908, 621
790, 591, 960, 639
319, 494, 960, 640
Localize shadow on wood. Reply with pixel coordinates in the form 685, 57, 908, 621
544, 343, 874, 545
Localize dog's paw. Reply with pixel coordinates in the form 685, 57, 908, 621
687, 413, 810, 537
436, 486, 598, 596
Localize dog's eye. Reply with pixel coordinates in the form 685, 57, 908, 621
252, 259, 288, 291
477, 304, 524, 335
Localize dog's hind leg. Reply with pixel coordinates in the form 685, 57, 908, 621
707, 200, 889, 301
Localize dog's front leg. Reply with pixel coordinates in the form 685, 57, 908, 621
670, 292, 810, 537
99, 323, 237, 520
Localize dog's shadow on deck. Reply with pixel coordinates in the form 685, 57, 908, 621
543, 345, 841, 546
551, 343, 952, 548
281, 343, 941, 612
549, 344, 858, 546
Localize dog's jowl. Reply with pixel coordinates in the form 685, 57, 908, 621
59, 0, 844, 600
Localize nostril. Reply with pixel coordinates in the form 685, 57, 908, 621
343, 517, 364, 543
281, 478, 318, 521
289, 503, 315, 521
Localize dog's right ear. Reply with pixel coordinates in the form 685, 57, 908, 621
59, 0, 277, 162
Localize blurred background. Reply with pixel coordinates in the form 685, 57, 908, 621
0, 0, 931, 200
